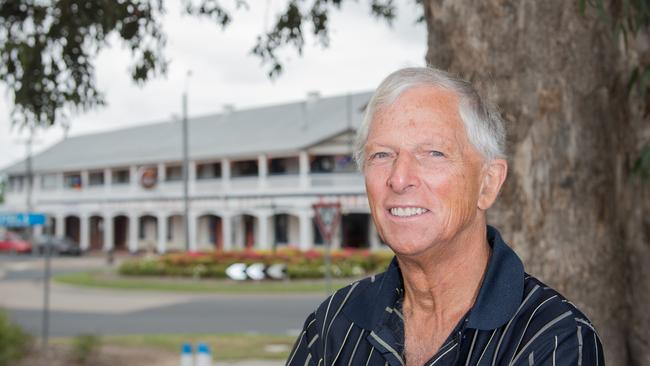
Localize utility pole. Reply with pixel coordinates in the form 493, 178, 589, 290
182, 70, 192, 252
17, 126, 50, 350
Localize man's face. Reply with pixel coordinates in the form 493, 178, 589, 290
364, 86, 486, 256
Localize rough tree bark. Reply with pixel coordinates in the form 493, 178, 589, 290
423, 1, 650, 365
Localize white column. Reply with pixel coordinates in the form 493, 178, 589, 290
129, 165, 138, 192
80, 214, 90, 251
103, 215, 114, 251
222, 214, 232, 251
258, 154, 268, 189
188, 212, 198, 252
221, 158, 231, 190
55, 214, 65, 238
81, 170, 89, 191
128, 214, 138, 253
256, 212, 271, 250
57, 173, 64, 191
157, 163, 166, 188
299, 151, 310, 189
104, 168, 111, 194
157, 214, 167, 254
233, 215, 243, 249
298, 209, 314, 251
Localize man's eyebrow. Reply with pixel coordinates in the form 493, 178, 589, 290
365, 143, 394, 150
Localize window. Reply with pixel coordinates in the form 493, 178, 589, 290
231, 160, 258, 177
197, 162, 221, 180
63, 172, 82, 190
112, 169, 130, 184
166, 165, 183, 182
40, 174, 57, 190
310, 154, 356, 173
269, 157, 299, 175
88, 171, 105, 186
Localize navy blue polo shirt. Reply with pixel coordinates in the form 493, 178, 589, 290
286, 226, 604, 365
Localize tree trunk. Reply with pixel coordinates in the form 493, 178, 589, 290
423, 1, 650, 365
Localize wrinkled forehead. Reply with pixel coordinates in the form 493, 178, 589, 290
369, 86, 468, 142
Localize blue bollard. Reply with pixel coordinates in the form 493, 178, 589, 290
181, 342, 193, 366
196, 343, 212, 366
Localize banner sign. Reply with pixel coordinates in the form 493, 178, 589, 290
0, 212, 46, 227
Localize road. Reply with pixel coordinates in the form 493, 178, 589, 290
0, 254, 323, 338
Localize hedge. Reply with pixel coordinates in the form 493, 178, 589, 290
119, 247, 393, 280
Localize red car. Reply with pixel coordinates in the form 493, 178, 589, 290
0, 232, 32, 254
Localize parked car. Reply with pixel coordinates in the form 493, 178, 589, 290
0, 231, 32, 254
34, 235, 82, 256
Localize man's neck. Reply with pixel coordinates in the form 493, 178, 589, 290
396, 221, 491, 321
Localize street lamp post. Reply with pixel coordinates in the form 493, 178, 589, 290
182, 71, 192, 252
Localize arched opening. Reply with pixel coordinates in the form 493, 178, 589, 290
197, 214, 222, 251
64, 216, 80, 245
272, 213, 300, 248
341, 213, 370, 248
89, 215, 104, 251
139, 215, 158, 252
232, 214, 257, 249
112, 215, 129, 251
166, 214, 185, 251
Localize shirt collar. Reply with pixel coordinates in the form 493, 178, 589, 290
342, 225, 524, 331
466, 225, 524, 330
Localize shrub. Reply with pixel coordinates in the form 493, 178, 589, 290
118, 248, 394, 280
70, 333, 101, 364
0, 310, 31, 366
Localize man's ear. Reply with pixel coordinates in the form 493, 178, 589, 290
478, 158, 508, 211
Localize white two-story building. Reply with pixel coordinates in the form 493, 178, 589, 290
1, 92, 384, 253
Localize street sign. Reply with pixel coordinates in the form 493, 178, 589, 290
313, 202, 342, 243
0, 212, 46, 227
313, 201, 341, 295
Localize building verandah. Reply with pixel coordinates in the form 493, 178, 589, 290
45, 197, 382, 254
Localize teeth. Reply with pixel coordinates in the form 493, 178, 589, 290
390, 207, 428, 217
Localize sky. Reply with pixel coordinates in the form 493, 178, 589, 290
0, 1, 427, 171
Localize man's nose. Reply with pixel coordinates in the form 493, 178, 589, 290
387, 153, 420, 193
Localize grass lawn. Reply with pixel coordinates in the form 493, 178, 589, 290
55, 333, 296, 361
54, 270, 352, 294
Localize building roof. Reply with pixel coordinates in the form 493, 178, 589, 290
2, 91, 373, 175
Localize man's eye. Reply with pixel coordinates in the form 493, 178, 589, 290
371, 152, 390, 160
429, 150, 444, 157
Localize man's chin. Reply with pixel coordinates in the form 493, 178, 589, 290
386, 240, 436, 258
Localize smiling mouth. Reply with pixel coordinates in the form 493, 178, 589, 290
389, 207, 429, 217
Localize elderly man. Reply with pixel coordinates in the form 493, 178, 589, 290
286, 68, 604, 366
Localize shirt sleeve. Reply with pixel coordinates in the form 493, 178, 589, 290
511, 322, 605, 366
286, 312, 319, 366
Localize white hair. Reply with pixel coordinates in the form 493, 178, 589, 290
354, 67, 506, 170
